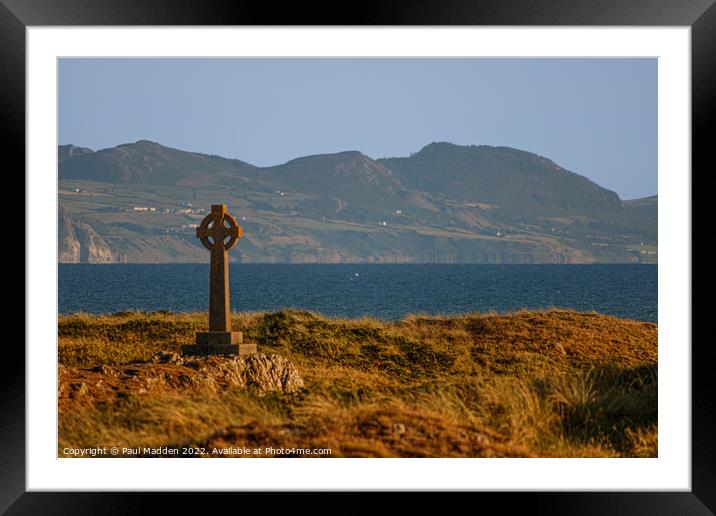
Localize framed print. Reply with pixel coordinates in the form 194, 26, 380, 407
4, 0, 713, 512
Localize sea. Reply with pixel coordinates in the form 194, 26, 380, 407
58, 263, 657, 322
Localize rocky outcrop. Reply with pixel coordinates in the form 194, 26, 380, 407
58, 207, 115, 263
58, 207, 81, 262
149, 351, 305, 395
58, 352, 304, 408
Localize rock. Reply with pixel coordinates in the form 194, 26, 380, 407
58, 207, 82, 263
150, 351, 183, 365
58, 206, 115, 263
70, 382, 89, 398
240, 354, 305, 395
182, 353, 304, 395
93, 364, 119, 376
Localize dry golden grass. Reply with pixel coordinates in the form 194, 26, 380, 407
58, 309, 657, 458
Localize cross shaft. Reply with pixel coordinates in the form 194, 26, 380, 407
195, 205, 242, 332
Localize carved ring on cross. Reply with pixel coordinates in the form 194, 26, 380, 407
196, 209, 242, 252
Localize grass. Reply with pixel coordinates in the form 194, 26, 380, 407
58, 308, 657, 458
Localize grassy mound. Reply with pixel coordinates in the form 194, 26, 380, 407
58, 309, 657, 458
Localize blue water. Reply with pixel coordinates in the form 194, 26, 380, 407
58, 264, 657, 322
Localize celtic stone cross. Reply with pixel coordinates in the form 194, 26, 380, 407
182, 204, 257, 356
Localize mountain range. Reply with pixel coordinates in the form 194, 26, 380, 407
57, 140, 657, 264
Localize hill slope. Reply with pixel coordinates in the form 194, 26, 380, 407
58, 144, 94, 162
380, 142, 622, 220
57, 140, 657, 263
623, 195, 658, 221
257, 151, 407, 208
59, 140, 256, 186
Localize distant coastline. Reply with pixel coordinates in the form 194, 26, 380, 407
58, 141, 657, 265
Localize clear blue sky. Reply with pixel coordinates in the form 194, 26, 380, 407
59, 58, 656, 200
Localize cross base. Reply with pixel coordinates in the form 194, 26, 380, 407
181, 331, 257, 356
196, 331, 243, 346
181, 343, 257, 356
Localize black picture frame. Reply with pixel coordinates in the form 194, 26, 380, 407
4, 0, 712, 513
